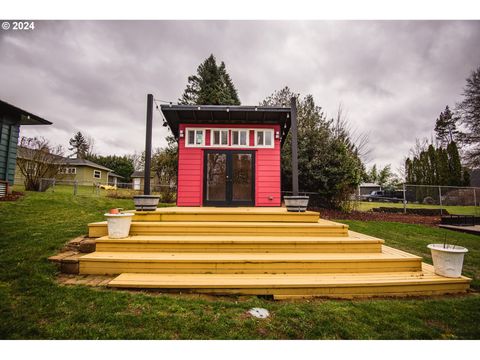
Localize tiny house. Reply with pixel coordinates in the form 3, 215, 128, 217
161, 105, 291, 207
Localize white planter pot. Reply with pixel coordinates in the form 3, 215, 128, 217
284, 196, 309, 212
427, 243, 468, 278
133, 195, 160, 211
105, 213, 134, 239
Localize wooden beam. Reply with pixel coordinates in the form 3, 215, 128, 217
144, 94, 153, 195
290, 97, 299, 196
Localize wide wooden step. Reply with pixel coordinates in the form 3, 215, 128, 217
88, 219, 348, 238
128, 207, 320, 223
95, 231, 384, 253
79, 246, 422, 275
107, 263, 471, 299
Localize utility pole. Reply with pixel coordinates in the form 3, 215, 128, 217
290, 97, 299, 196
144, 94, 153, 195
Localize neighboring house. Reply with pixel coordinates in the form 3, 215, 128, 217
14, 151, 123, 186
0, 99, 52, 195
57, 158, 122, 186
131, 170, 154, 191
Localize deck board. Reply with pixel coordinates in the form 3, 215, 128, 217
107, 263, 470, 298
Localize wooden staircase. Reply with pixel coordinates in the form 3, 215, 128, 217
80, 207, 471, 299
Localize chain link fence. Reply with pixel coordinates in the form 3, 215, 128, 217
357, 184, 479, 216
38, 178, 177, 202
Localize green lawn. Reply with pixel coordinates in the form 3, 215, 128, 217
356, 201, 479, 215
1, 191, 479, 339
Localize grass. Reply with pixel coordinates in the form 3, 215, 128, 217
335, 220, 480, 289
0, 191, 479, 339
356, 201, 479, 216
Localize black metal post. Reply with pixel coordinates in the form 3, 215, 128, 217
290, 97, 299, 196
144, 94, 153, 195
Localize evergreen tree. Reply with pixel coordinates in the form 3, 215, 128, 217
462, 167, 471, 186
377, 164, 394, 187
367, 164, 378, 183
179, 54, 241, 105
447, 141, 463, 186
436, 147, 450, 185
405, 141, 467, 186
405, 158, 413, 183
426, 144, 438, 184
68, 131, 89, 159
434, 105, 458, 146
456, 66, 480, 167
261, 87, 364, 209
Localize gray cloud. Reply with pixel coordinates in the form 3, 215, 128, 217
1, 20, 479, 170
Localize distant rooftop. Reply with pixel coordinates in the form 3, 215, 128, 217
63, 158, 113, 172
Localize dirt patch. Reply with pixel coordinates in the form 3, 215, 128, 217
315, 208, 441, 226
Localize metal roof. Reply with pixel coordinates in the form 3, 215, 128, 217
160, 104, 291, 145
0, 99, 52, 125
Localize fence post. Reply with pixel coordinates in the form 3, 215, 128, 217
474, 188, 477, 216
74, 180, 78, 195
403, 183, 407, 214
52, 179, 56, 193
438, 186, 443, 216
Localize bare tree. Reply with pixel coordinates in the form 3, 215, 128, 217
85, 135, 96, 157
16, 137, 65, 191
332, 103, 371, 162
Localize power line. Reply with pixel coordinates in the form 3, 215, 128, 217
152, 98, 169, 127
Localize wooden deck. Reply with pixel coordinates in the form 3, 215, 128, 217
80, 207, 471, 298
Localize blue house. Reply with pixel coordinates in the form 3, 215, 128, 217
0, 99, 52, 195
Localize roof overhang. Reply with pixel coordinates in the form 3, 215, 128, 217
0, 99, 52, 125
160, 104, 291, 146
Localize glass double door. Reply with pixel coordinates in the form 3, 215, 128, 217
203, 150, 255, 206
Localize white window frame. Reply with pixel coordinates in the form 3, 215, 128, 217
210, 128, 229, 146
254, 129, 275, 148
230, 129, 250, 147
60, 167, 77, 174
93, 170, 102, 179
185, 128, 206, 147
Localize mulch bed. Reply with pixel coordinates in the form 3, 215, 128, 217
314, 208, 441, 226
0, 191, 24, 201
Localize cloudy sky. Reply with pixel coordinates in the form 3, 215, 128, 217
1, 20, 479, 171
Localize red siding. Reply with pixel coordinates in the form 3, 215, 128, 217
176, 123, 281, 207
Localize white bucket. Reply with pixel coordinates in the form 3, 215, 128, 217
105, 213, 134, 239
427, 244, 468, 278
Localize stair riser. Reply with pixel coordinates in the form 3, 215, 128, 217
89, 225, 348, 238
106, 282, 468, 298
80, 259, 422, 275
192, 283, 470, 298
132, 214, 320, 223
95, 242, 383, 253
